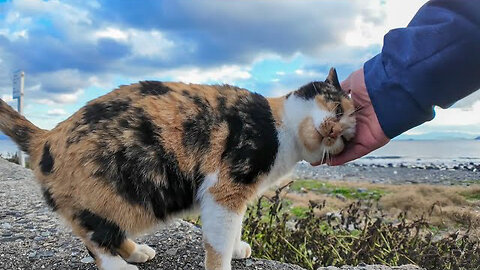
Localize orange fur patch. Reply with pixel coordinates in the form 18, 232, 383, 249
341, 97, 354, 114
267, 97, 285, 127
204, 242, 223, 270
117, 239, 136, 259
298, 117, 322, 152
209, 171, 256, 213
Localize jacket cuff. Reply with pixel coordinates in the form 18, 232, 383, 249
363, 55, 434, 138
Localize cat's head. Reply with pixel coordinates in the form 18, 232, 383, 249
284, 68, 356, 164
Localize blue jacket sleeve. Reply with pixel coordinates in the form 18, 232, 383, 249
364, 0, 480, 138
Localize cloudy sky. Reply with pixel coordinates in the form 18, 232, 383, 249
0, 0, 479, 139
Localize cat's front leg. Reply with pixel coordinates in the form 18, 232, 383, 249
232, 226, 252, 259
199, 174, 247, 270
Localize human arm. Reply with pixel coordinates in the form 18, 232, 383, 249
327, 0, 480, 165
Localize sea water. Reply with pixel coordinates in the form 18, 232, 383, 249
357, 140, 480, 166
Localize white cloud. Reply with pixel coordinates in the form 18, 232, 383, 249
94, 27, 177, 59
35, 89, 84, 105
95, 27, 129, 41
47, 108, 67, 116
345, 0, 428, 47
406, 100, 480, 136
428, 101, 480, 127
159, 65, 252, 84
12, 0, 92, 25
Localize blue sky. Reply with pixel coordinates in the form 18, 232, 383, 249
0, 0, 479, 139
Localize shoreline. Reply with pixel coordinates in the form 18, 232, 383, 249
294, 161, 480, 186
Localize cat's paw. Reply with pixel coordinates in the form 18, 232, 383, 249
120, 264, 139, 270
99, 254, 139, 270
232, 241, 252, 259
126, 244, 156, 263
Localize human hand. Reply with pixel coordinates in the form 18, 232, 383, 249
313, 69, 390, 166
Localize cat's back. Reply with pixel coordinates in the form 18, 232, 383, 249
37, 81, 260, 180
53, 81, 250, 145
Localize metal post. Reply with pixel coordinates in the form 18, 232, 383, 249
19, 72, 25, 167
18, 72, 25, 167
13, 71, 26, 167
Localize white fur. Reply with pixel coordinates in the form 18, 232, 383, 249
282, 95, 337, 163
283, 95, 333, 134
257, 127, 299, 193
233, 240, 252, 259
126, 243, 156, 263
197, 172, 243, 270
98, 253, 138, 270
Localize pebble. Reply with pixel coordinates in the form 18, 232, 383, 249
1, 223, 12, 229
80, 256, 94, 263
166, 248, 178, 256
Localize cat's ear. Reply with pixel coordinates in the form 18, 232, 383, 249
325, 67, 341, 91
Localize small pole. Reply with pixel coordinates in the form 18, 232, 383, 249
18, 71, 25, 167
13, 71, 26, 167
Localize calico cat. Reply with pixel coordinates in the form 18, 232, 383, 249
0, 68, 355, 270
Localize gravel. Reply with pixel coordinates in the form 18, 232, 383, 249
0, 158, 424, 270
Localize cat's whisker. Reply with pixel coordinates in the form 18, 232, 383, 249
312, 82, 319, 93
320, 148, 326, 165
349, 105, 364, 116
354, 105, 364, 113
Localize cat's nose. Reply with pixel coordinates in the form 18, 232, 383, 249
320, 119, 342, 139
329, 124, 342, 139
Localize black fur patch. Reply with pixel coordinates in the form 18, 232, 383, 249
221, 93, 279, 184
294, 82, 323, 100
89, 108, 204, 220
76, 210, 125, 255
41, 187, 57, 211
12, 125, 33, 153
182, 94, 217, 152
83, 100, 130, 126
294, 81, 344, 101
39, 143, 54, 174
139, 81, 170, 96
67, 99, 131, 145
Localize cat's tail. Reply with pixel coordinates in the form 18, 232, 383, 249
0, 98, 46, 154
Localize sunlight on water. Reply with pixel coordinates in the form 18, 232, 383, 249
358, 140, 480, 166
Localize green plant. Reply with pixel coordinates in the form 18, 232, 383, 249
290, 179, 386, 201
242, 183, 480, 270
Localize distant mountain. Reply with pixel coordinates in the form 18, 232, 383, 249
396, 132, 479, 141
475, 136, 480, 140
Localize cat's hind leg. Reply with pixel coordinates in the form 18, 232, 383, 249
117, 238, 156, 263
74, 231, 139, 270
67, 210, 140, 270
